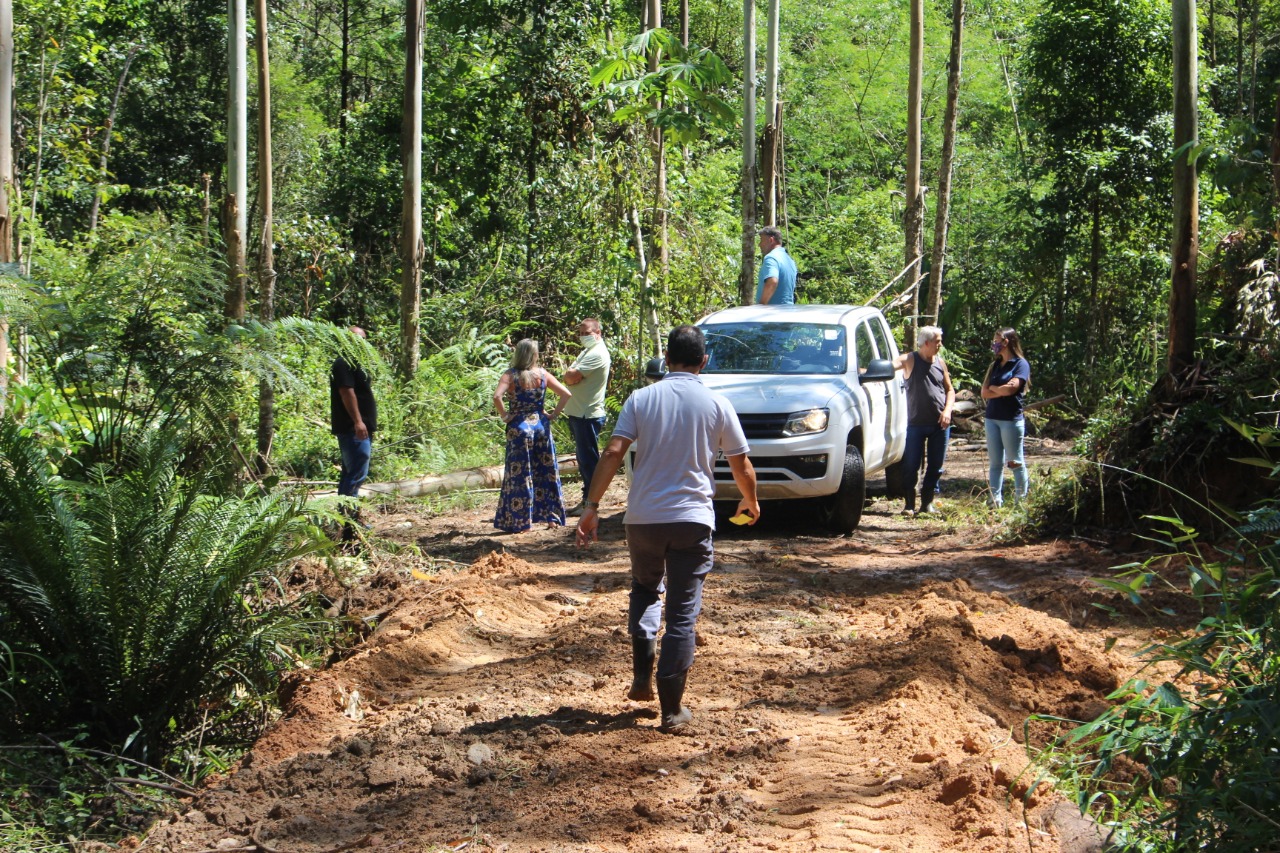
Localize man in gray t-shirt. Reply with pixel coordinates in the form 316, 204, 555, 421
576, 325, 759, 733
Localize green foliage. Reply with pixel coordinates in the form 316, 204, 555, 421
1033, 464, 1280, 851
0, 422, 328, 759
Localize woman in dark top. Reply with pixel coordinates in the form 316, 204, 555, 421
980, 328, 1031, 508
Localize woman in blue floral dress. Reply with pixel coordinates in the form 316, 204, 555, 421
492, 339, 572, 532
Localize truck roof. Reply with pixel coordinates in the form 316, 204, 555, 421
698, 304, 882, 326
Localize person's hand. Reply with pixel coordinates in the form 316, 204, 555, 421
735, 499, 761, 525
354, 421, 369, 441
939, 410, 952, 428
575, 508, 599, 546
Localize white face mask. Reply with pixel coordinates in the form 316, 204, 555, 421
579, 335, 597, 347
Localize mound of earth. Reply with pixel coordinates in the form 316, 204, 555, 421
144, 442, 1171, 852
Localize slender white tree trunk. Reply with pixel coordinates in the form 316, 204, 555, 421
762, 0, 780, 226
926, 0, 964, 326
903, 0, 924, 347
88, 46, 140, 233
739, 0, 757, 304
399, 0, 424, 380
225, 0, 248, 321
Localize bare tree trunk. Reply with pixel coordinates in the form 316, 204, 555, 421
631, 206, 660, 354
225, 0, 248, 321
339, 0, 350, 148
926, 0, 964, 327
739, 0, 757, 304
1248, 0, 1257, 121
21, 35, 56, 268
1169, 0, 1199, 372
1087, 192, 1101, 366
398, 0, 424, 380
88, 45, 140, 233
0, 0, 12, 415
762, 0, 780, 226
646, 0, 668, 283
1235, 0, 1243, 116
680, 0, 688, 45
254, 0, 276, 472
903, 0, 924, 347
201, 173, 212, 243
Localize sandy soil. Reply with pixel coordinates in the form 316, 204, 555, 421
141, 439, 1181, 853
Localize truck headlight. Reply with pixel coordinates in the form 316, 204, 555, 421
782, 408, 829, 436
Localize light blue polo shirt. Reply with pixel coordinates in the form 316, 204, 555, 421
613, 372, 749, 527
756, 246, 798, 304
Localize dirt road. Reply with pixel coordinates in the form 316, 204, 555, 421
145, 440, 1159, 852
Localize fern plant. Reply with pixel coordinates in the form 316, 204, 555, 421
0, 422, 328, 759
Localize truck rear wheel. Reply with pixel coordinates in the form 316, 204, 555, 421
823, 445, 865, 533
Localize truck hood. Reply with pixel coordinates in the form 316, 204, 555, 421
700, 375, 851, 414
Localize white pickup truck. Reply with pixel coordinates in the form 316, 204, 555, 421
696, 304, 907, 533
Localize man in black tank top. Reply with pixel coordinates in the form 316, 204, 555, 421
891, 326, 955, 515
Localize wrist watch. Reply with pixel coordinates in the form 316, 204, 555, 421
583, 500, 600, 510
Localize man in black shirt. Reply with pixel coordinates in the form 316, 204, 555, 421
330, 327, 377, 541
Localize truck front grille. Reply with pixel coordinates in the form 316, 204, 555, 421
736, 413, 790, 439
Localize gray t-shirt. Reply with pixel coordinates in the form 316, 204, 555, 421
613, 372, 749, 527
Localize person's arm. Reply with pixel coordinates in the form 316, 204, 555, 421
726, 453, 760, 524
544, 369, 573, 419
760, 277, 778, 304
939, 359, 955, 428
492, 372, 513, 422
892, 350, 913, 375
575, 434, 633, 546
564, 367, 584, 385
338, 386, 368, 440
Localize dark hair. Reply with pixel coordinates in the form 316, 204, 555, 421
666, 325, 706, 367
982, 327, 1028, 388
758, 225, 784, 244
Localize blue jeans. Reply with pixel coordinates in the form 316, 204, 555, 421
985, 417, 1027, 504
568, 415, 606, 493
336, 432, 372, 497
626, 522, 715, 678
902, 423, 950, 509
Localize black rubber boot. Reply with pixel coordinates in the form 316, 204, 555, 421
656, 671, 692, 732
628, 638, 656, 701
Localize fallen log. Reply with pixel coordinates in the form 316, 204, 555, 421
309, 455, 580, 499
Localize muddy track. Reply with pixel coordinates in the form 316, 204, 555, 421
143, 443, 1164, 852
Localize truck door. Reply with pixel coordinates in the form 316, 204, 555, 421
869, 317, 906, 464
854, 321, 888, 471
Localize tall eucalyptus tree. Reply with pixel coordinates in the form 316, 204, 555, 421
926, 0, 964, 326
739, 0, 757, 304
1168, 0, 1197, 372
903, 0, 924, 345
0, 0, 10, 414
254, 0, 276, 470
226, 0, 248, 321
399, 0, 424, 380
762, 0, 780, 226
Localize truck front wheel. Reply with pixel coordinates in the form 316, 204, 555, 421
823, 445, 865, 533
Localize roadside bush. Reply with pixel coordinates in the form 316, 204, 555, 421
1032, 433, 1280, 851
0, 422, 329, 760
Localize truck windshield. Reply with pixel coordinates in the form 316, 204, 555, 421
701, 323, 847, 375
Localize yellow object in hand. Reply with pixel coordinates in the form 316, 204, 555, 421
729, 511, 754, 525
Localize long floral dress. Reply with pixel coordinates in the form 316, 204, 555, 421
494, 370, 566, 532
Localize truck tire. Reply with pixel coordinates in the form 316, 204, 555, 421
824, 444, 865, 533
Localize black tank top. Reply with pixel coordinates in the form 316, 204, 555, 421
904, 351, 947, 427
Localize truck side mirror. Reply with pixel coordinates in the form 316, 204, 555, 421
860, 358, 895, 383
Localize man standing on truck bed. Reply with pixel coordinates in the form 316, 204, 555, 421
755, 226, 798, 305
893, 325, 954, 516
575, 325, 759, 733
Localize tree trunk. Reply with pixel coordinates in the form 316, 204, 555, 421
646, 0, 668, 283
339, 0, 350, 148
0, 0, 12, 416
903, 0, 924, 347
1087, 192, 1102, 366
680, 0, 688, 46
1168, 0, 1199, 372
225, 0, 248, 322
632, 206, 660, 354
254, 0, 276, 473
739, 0, 757, 304
398, 0, 424, 381
926, 0, 964, 327
88, 46, 140, 233
762, 0, 780, 226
